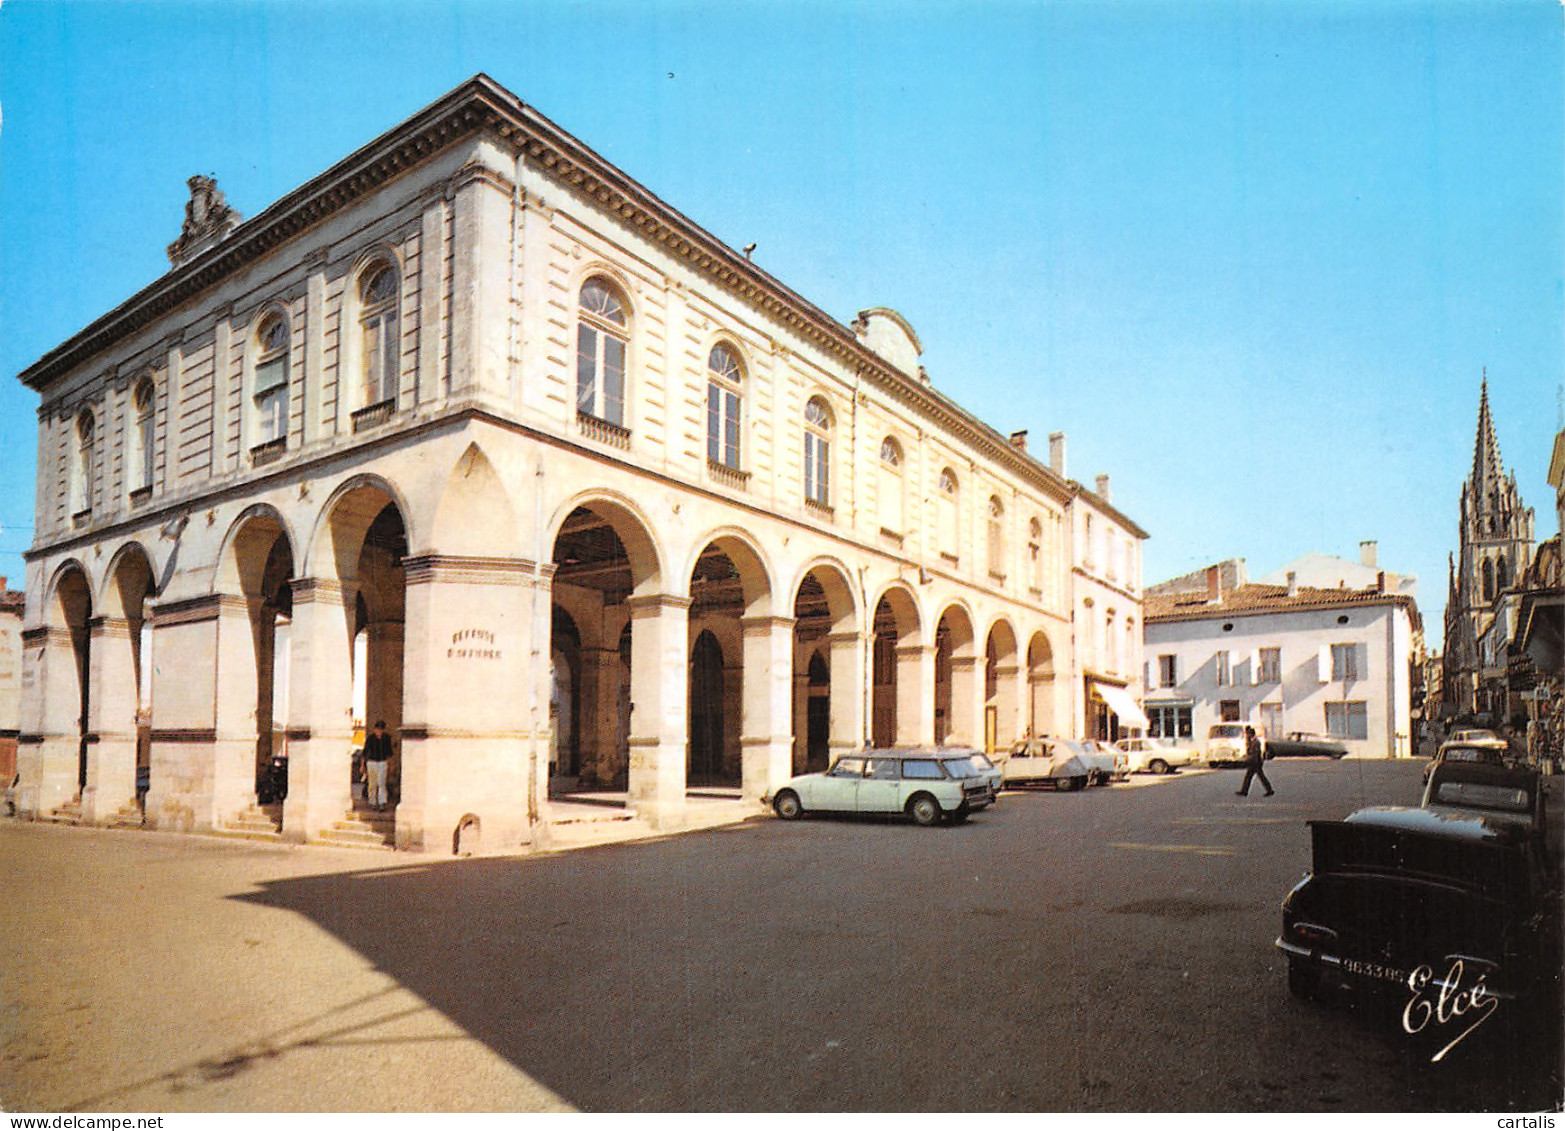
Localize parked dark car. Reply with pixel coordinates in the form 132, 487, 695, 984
1265, 731, 1347, 759
1276, 802, 1560, 1047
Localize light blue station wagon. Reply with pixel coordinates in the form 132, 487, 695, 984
769, 750, 994, 826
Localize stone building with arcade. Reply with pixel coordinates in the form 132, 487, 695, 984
12, 76, 1145, 852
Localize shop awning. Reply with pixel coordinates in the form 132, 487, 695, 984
1095, 683, 1150, 730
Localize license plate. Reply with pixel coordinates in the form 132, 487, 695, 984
1341, 957, 1408, 984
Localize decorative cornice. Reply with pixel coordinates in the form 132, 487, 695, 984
625, 593, 693, 616
403, 553, 536, 586
151, 592, 249, 627
150, 728, 219, 743
291, 577, 350, 604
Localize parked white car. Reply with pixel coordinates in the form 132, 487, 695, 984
1203, 722, 1252, 765
1114, 736, 1196, 774
994, 738, 1106, 791
769, 749, 994, 825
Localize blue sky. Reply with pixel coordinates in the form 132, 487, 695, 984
1, 0, 1559, 636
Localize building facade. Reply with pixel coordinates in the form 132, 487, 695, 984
1442, 379, 1536, 722
1144, 563, 1420, 757
12, 75, 1144, 852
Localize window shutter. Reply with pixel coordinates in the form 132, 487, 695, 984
1249, 649, 1261, 685
1318, 644, 1331, 683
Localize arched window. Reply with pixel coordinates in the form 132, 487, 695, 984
706, 342, 743, 470
987, 495, 1005, 578
1482, 558, 1495, 602
878, 436, 904, 532
577, 277, 627, 425
1496, 555, 1509, 592
1028, 517, 1043, 592
253, 312, 290, 450
803, 396, 832, 507
73, 410, 96, 517
358, 263, 400, 408
1106, 609, 1118, 671
130, 379, 155, 494
937, 467, 959, 554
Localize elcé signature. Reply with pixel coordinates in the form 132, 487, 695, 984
1401, 958, 1500, 1062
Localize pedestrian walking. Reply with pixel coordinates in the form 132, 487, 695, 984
363, 720, 394, 810
1236, 724, 1274, 797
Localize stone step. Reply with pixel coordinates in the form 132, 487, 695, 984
314, 826, 395, 849
42, 800, 82, 825
108, 804, 145, 829
216, 803, 283, 842
312, 806, 395, 849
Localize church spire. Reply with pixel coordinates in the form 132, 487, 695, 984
1471, 370, 1502, 491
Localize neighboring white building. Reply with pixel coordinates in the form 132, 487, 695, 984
1144, 565, 1421, 757
11, 75, 1145, 851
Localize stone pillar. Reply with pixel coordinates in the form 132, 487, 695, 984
282, 578, 355, 842
578, 645, 612, 784
896, 643, 937, 747
209, 595, 263, 828
81, 616, 137, 824
992, 662, 1021, 748
740, 615, 794, 802
626, 594, 690, 828
950, 654, 983, 748
792, 663, 810, 773
399, 555, 533, 852
364, 620, 406, 733
1028, 671, 1057, 737
16, 626, 79, 817
827, 630, 865, 757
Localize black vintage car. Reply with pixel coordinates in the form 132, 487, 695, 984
1276, 787, 1560, 1037
1264, 731, 1348, 759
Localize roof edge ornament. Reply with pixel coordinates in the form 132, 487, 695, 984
851, 307, 923, 379
167, 175, 242, 268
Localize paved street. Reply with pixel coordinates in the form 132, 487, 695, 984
1, 759, 1559, 1113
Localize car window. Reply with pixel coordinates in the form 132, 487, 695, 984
939, 756, 977, 778
969, 753, 995, 770
866, 757, 899, 781
828, 758, 865, 778
902, 759, 944, 780
1434, 780, 1531, 813
1010, 741, 1031, 757
1444, 747, 1500, 764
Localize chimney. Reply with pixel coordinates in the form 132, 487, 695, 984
1377, 570, 1386, 593
1206, 565, 1222, 604
1286, 571, 1297, 597
1048, 431, 1066, 477
1009, 430, 1028, 452
1359, 540, 1378, 568
1095, 474, 1111, 503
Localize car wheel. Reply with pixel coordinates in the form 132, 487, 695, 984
773, 790, 803, 820
1058, 775, 1085, 792
1288, 958, 1320, 1000
1149, 758, 1170, 774
908, 794, 942, 826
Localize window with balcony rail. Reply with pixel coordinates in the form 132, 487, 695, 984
577, 277, 628, 426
